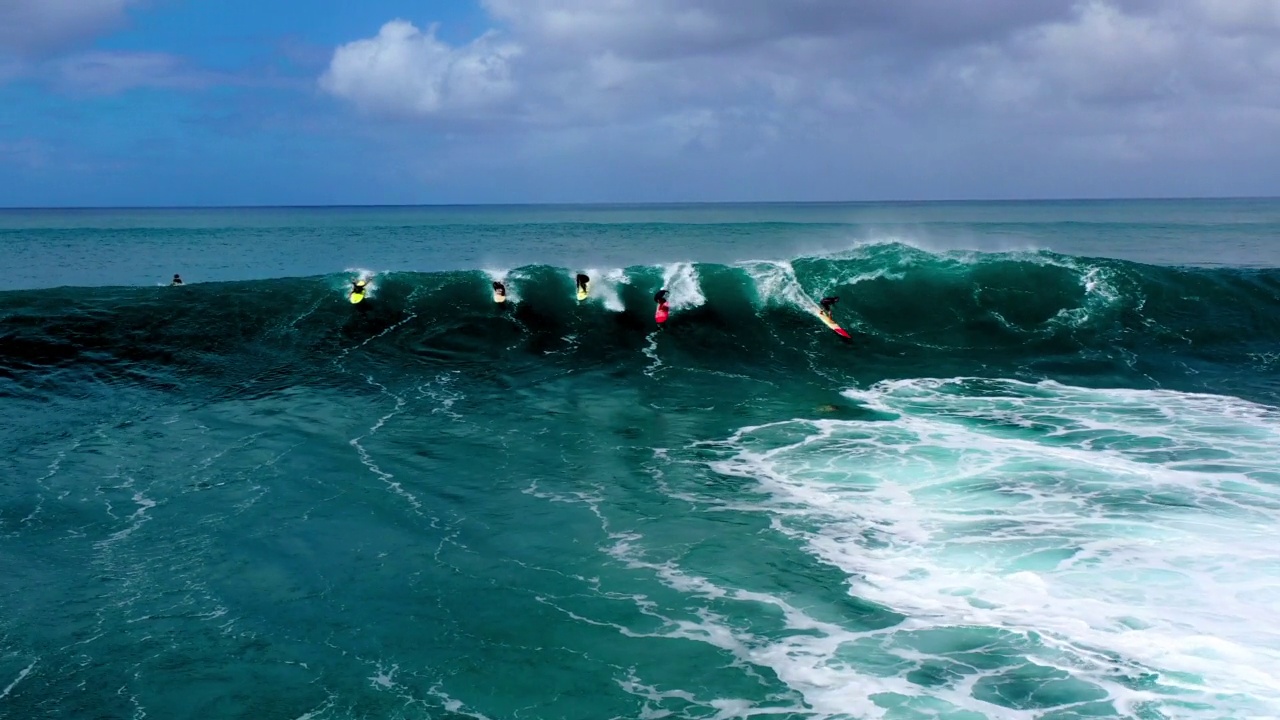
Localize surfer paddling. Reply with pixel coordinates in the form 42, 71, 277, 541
654, 289, 670, 325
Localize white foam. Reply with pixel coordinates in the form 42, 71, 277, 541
0, 659, 36, 700
484, 268, 521, 302
417, 371, 465, 421
343, 268, 380, 299
660, 263, 705, 311
642, 330, 664, 378
525, 468, 1022, 718
571, 267, 628, 311
738, 260, 813, 310
595, 517, 1012, 719
349, 375, 422, 513
702, 378, 1280, 717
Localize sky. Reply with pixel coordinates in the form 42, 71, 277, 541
1, 0, 1279, 206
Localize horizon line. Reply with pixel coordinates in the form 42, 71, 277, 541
2, 195, 1279, 212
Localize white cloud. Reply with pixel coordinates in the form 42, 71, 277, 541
322, 0, 1280, 199
318, 20, 521, 119
0, 0, 137, 57
946, 1, 1280, 111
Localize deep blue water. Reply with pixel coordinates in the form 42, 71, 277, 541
2, 200, 1279, 719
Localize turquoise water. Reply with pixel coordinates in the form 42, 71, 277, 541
2, 200, 1279, 719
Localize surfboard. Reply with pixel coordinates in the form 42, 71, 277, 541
349, 292, 365, 304
577, 281, 590, 301
655, 303, 669, 325
818, 310, 850, 338
493, 291, 507, 304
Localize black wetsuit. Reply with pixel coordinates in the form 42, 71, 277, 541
493, 281, 506, 297
654, 289, 669, 305
819, 296, 838, 314
576, 274, 590, 292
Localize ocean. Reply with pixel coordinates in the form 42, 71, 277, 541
1, 199, 1278, 719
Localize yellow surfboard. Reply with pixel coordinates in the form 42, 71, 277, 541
493, 291, 507, 304
350, 292, 365, 304
576, 281, 590, 301
817, 309, 850, 338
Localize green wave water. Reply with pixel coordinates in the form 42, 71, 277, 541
2, 204, 1280, 720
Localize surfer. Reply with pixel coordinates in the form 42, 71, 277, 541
493, 280, 507, 303
654, 289, 670, 325
350, 279, 368, 303
170, 274, 183, 286
575, 273, 590, 300
817, 295, 851, 338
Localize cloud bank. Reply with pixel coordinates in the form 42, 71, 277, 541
312, 0, 1280, 200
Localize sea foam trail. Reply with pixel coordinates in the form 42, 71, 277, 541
702, 378, 1280, 718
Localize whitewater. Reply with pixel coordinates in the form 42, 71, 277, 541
1, 200, 1279, 720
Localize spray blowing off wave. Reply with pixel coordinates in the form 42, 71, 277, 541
2, 246, 1278, 403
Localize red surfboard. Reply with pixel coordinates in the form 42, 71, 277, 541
818, 310, 850, 338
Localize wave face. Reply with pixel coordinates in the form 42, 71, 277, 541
3, 245, 1278, 402
3, 243, 1280, 720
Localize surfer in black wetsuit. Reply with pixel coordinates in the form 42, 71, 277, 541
654, 289, 670, 325
576, 273, 590, 294
351, 279, 368, 300
170, 274, 183, 286
493, 281, 507, 300
819, 296, 838, 318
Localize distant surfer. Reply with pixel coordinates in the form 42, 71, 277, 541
350, 279, 368, 304
654, 289, 670, 325
493, 281, 507, 303
576, 273, 590, 301
170, 274, 183, 286
819, 296, 838, 319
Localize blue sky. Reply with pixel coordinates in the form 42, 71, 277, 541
2, 0, 1279, 206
